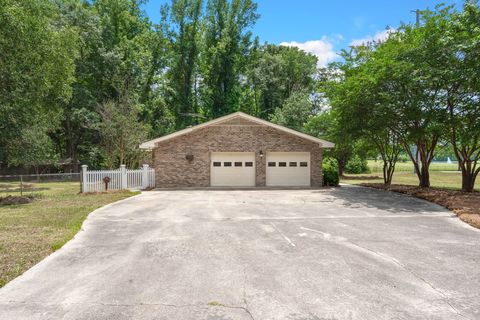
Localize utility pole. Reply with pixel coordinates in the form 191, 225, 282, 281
411, 9, 421, 27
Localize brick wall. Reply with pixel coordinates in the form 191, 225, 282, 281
153, 123, 323, 188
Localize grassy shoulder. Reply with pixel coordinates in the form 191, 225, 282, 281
0, 182, 138, 287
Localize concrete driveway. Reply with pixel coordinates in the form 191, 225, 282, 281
1, 186, 479, 320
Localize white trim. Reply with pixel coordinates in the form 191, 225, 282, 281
139, 112, 335, 149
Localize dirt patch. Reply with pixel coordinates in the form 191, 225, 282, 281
360, 183, 480, 229
0, 195, 36, 205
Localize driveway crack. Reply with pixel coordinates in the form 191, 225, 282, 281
3, 299, 257, 318
1, 300, 206, 309
270, 222, 296, 247
350, 243, 472, 320
242, 265, 255, 320
341, 240, 471, 320
207, 265, 255, 319
300, 226, 472, 320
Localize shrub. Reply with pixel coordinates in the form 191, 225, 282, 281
323, 158, 339, 186
345, 155, 370, 174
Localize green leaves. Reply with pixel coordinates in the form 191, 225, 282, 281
0, 0, 78, 166
320, 2, 480, 189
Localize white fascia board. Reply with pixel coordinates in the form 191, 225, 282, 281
139, 112, 335, 149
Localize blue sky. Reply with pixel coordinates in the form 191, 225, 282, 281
142, 0, 463, 66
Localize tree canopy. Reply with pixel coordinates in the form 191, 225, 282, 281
319, 2, 480, 191
0, 0, 317, 171
1, 0, 479, 193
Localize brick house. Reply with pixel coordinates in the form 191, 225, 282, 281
139, 112, 334, 188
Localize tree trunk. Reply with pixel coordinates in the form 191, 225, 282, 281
382, 161, 395, 186
460, 161, 478, 192
461, 171, 476, 192
337, 159, 346, 177
419, 165, 430, 188
403, 141, 434, 188
452, 145, 479, 193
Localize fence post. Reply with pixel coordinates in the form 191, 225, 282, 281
120, 164, 127, 189
81, 165, 88, 193
142, 164, 149, 189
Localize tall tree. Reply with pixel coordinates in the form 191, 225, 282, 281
55, 0, 105, 170
369, 24, 446, 188
138, 23, 173, 137
0, 0, 77, 167
243, 45, 317, 119
201, 0, 258, 118
336, 45, 402, 185
162, 0, 203, 129
97, 94, 148, 168
270, 91, 316, 132
440, 2, 480, 192
55, 0, 154, 169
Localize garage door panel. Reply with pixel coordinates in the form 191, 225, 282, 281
266, 152, 310, 186
210, 152, 255, 187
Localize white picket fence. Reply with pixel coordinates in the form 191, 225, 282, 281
81, 164, 155, 193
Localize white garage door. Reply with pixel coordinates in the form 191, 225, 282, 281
266, 152, 310, 186
210, 152, 255, 187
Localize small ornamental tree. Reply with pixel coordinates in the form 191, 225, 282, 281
97, 93, 148, 169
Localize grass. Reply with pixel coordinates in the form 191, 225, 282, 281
367, 160, 459, 173
340, 171, 477, 190
0, 181, 138, 287
342, 160, 480, 229
341, 160, 480, 191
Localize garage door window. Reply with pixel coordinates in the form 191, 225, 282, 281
211, 152, 255, 187
266, 152, 310, 187
268, 162, 276, 167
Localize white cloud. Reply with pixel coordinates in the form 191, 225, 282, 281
350, 29, 394, 47
280, 36, 338, 67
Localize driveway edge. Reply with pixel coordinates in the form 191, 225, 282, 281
0, 192, 145, 292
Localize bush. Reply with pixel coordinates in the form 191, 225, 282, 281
323, 158, 339, 186
345, 155, 370, 174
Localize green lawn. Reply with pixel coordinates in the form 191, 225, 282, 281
0, 182, 138, 287
342, 161, 479, 191
367, 160, 459, 172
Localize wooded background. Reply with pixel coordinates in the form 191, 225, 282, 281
0, 0, 319, 172
1, 0, 479, 191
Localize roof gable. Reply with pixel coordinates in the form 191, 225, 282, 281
212, 116, 261, 126
139, 112, 335, 149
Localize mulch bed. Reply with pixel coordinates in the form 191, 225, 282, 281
359, 183, 480, 229
342, 175, 382, 180
0, 195, 36, 205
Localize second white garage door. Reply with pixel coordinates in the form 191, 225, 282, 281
210, 152, 255, 187
266, 152, 311, 186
